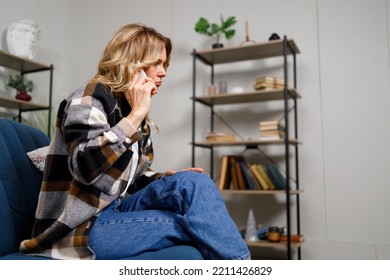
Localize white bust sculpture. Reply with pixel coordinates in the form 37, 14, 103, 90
7, 20, 41, 60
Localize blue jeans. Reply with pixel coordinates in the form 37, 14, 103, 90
88, 171, 251, 260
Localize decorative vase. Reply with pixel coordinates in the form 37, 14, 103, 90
212, 43, 224, 49
15, 90, 32, 101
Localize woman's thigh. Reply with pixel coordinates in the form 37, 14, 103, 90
88, 199, 192, 260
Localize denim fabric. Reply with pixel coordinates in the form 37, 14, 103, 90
88, 171, 251, 260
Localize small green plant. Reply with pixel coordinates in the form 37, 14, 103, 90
6, 75, 33, 92
195, 15, 237, 47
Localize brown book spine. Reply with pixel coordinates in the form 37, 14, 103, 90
229, 156, 239, 190
235, 159, 247, 190
218, 155, 230, 191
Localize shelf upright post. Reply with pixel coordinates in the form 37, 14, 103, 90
284, 37, 302, 260
210, 64, 215, 177
19, 71, 25, 123
191, 49, 197, 167
48, 64, 54, 138
283, 35, 292, 260
292, 46, 301, 260
17, 109, 22, 123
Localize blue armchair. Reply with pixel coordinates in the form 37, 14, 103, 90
0, 119, 203, 260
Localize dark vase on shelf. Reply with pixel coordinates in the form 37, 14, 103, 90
212, 43, 224, 49
15, 90, 32, 101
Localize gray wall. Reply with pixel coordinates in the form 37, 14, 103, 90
0, 0, 389, 259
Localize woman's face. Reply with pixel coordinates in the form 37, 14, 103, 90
145, 49, 167, 90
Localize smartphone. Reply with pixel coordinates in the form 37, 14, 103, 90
137, 69, 146, 81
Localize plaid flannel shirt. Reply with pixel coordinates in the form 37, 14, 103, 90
20, 82, 163, 259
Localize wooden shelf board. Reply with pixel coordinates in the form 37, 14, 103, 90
246, 239, 303, 249
194, 39, 300, 65
193, 88, 300, 106
0, 95, 49, 111
221, 190, 303, 195
192, 139, 300, 148
0, 49, 51, 72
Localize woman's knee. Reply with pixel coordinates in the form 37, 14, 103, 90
169, 171, 219, 196
173, 170, 212, 181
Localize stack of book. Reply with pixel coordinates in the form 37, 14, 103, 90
259, 120, 285, 140
218, 155, 287, 191
253, 76, 285, 91
205, 132, 236, 142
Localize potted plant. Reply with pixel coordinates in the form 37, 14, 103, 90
6, 75, 33, 101
194, 15, 237, 48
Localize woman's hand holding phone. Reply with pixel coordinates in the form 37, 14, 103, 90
125, 69, 157, 128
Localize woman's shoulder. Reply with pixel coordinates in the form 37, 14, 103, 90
58, 82, 118, 118
66, 82, 116, 104
78, 82, 112, 99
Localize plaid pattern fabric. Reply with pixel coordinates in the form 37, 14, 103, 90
20, 82, 163, 259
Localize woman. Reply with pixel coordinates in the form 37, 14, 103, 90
20, 23, 250, 260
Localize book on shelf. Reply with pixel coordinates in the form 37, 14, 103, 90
218, 155, 289, 192
268, 164, 287, 189
246, 162, 262, 190
254, 76, 285, 86
255, 164, 277, 190
249, 164, 269, 190
259, 120, 285, 131
238, 160, 258, 190
259, 120, 279, 126
234, 156, 248, 190
263, 164, 286, 190
218, 155, 230, 191
229, 156, 239, 190
259, 120, 285, 141
255, 76, 285, 85
254, 85, 284, 91
259, 131, 285, 141
253, 76, 286, 91
225, 155, 248, 190
218, 155, 260, 191
205, 132, 237, 142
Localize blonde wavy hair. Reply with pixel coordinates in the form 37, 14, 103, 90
90, 23, 172, 132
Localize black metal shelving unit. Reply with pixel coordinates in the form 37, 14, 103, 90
0, 50, 54, 137
191, 36, 302, 259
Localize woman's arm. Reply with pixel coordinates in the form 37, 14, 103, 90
62, 84, 140, 188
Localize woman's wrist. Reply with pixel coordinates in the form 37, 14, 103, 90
126, 111, 145, 129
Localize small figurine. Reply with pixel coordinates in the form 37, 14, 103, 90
240, 20, 256, 46
269, 33, 281, 41
245, 208, 259, 242
7, 20, 41, 60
